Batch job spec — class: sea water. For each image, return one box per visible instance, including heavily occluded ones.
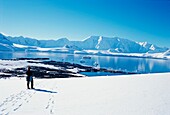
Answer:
[0,52,170,74]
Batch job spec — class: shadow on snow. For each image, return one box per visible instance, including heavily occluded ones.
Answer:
[33,88,57,94]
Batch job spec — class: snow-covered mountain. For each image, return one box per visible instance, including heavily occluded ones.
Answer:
[0,34,37,52]
[162,49,170,56]
[7,36,40,46]
[39,38,70,48]
[0,33,169,53]
[78,36,146,52]
[138,42,168,53]
[0,33,15,51]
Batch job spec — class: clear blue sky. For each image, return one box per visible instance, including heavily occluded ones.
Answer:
[0,0,170,47]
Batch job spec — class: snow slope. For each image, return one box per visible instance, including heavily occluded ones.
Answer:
[7,36,40,47]
[138,42,168,53]
[0,33,14,51]
[0,73,170,115]
[4,33,169,53]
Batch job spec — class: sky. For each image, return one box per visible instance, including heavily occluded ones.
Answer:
[0,0,170,47]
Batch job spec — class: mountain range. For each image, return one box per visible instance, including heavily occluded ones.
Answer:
[0,33,169,53]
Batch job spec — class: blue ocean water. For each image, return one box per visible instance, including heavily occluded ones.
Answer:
[0,52,170,74]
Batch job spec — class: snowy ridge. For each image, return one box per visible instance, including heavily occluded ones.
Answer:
[13,43,29,48]
[0,33,15,51]
[163,49,170,56]
[149,45,155,50]
[0,33,169,55]
[95,36,102,49]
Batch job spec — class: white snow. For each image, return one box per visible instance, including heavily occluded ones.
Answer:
[13,43,29,48]
[95,36,103,49]
[1,33,170,55]
[0,73,170,115]
[149,45,155,50]
[162,49,170,56]
[36,47,57,51]
[0,60,28,70]
[74,50,170,59]
[0,60,61,71]
[138,42,147,47]
[0,43,9,47]
[0,60,86,77]
[0,72,11,75]
[66,67,85,73]
[33,46,170,59]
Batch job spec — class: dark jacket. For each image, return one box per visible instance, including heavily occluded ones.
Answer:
[26,70,32,81]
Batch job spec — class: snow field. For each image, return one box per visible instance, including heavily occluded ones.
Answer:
[0,73,170,115]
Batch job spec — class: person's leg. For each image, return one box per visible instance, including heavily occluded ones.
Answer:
[31,79,34,89]
[27,81,30,89]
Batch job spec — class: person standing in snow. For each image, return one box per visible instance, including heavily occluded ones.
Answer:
[26,66,34,89]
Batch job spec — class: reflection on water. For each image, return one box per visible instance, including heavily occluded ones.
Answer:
[0,52,170,73]
[80,72,123,77]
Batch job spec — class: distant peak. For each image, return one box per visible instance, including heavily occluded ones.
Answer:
[138,42,148,46]
[18,36,24,38]
[83,36,101,41]
[0,33,8,40]
[0,32,5,36]
[89,35,100,38]
[88,35,101,39]
[57,37,69,41]
[0,32,10,36]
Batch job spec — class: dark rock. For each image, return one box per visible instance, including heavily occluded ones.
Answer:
[0,58,138,79]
